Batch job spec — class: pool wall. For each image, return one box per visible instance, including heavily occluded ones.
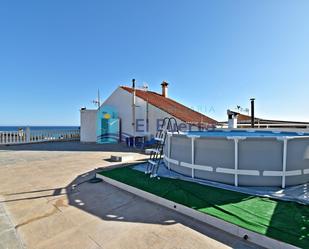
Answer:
[163,131,309,188]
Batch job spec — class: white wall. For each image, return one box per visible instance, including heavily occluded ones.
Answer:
[101,87,134,141]
[94,86,201,142]
[147,104,197,135]
[80,109,97,142]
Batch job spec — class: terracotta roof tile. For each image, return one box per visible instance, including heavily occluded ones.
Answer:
[228,110,309,124]
[121,86,217,125]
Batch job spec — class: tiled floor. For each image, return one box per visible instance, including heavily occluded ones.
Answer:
[0,142,262,249]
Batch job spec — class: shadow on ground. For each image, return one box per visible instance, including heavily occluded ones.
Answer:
[67,168,308,248]
[0,166,260,248]
[0,141,143,153]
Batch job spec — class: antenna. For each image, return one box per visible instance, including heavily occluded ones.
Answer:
[98,89,100,107]
[92,89,101,109]
[141,82,149,91]
[234,105,249,114]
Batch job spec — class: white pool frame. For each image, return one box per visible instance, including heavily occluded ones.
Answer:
[163,131,309,188]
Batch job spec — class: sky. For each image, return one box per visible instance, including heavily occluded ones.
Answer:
[0,0,309,125]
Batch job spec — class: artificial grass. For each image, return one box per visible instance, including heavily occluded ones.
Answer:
[99,167,309,248]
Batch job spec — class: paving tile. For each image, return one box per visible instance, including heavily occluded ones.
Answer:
[0,229,22,249]
[0,204,5,215]
[17,211,74,248]
[0,142,262,249]
[0,215,12,233]
[35,227,101,249]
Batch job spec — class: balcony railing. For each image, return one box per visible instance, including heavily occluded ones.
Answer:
[0,128,80,145]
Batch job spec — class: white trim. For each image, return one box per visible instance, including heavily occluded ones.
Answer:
[146,148,160,154]
[229,137,246,186]
[286,170,302,176]
[180,162,213,172]
[164,158,304,178]
[164,157,179,165]
[186,135,200,138]
[303,169,309,174]
[216,168,235,174]
[263,170,302,177]
[97,174,298,249]
[216,168,260,176]
[282,139,288,188]
[167,134,171,169]
[148,160,157,165]
[276,136,293,141]
[234,139,239,186]
[154,137,164,142]
[191,137,195,178]
[227,136,247,140]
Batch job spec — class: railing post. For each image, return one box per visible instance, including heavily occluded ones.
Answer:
[276,137,291,189]
[167,133,171,169]
[26,127,30,143]
[227,136,246,187]
[234,138,239,187]
[282,138,288,189]
[0,128,79,145]
[191,137,195,178]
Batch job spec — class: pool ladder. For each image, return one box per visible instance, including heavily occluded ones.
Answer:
[145,117,179,178]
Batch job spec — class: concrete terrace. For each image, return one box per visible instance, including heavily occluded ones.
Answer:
[0,141,261,249]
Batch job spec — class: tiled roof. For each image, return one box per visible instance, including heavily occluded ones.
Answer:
[228,110,309,124]
[229,111,257,122]
[121,86,217,125]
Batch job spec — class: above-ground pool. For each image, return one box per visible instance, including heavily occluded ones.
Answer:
[163,130,309,188]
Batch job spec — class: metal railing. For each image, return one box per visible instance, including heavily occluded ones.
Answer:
[218,123,309,129]
[0,128,80,145]
[237,123,309,129]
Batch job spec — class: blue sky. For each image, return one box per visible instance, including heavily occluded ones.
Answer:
[1,0,309,125]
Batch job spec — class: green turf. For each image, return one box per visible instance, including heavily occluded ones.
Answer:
[99,167,309,248]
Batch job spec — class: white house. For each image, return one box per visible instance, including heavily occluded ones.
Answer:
[80,81,217,143]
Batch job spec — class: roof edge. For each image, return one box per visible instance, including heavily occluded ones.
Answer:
[120,86,218,124]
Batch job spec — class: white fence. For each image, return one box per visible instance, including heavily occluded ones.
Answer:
[237,123,309,129]
[0,128,80,145]
[218,123,309,129]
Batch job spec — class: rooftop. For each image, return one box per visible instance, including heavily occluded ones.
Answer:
[121,86,217,125]
[0,141,259,249]
[228,110,309,125]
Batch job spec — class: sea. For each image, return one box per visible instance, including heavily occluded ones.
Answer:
[0,126,80,131]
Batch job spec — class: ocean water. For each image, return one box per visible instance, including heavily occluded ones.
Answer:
[0,126,79,131]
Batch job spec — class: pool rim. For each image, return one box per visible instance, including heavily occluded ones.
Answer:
[164,130,309,188]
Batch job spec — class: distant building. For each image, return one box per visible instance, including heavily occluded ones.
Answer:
[80,82,217,143]
[225,110,309,129]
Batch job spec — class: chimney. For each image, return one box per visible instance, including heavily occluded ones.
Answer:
[132,78,136,89]
[227,109,238,129]
[250,98,255,128]
[161,81,168,97]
